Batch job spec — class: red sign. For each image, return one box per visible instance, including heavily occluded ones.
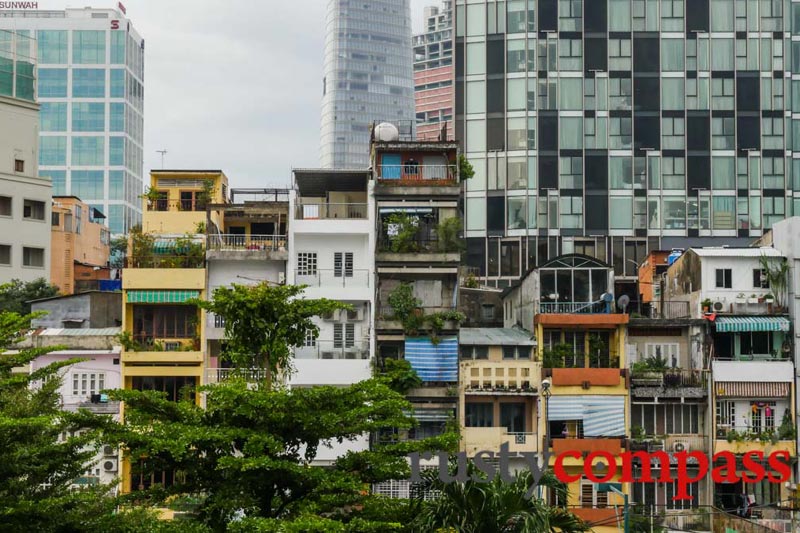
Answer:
[110,19,119,30]
[118,1,126,14]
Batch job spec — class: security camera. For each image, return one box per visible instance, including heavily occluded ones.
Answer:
[542,378,552,391]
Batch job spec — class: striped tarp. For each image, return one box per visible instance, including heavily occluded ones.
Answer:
[715,381,790,398]
[548,395,626,437]
[404,336,458,382]
[126,290,200,304]
[715,316,790,333]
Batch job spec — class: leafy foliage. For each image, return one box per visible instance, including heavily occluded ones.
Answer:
[631,353,670,374]
[436,217,463,253]
[378,357,423,394]
[386,283,465,339]
[110,235,129,269]
[0,278,59,315]
[458,154,475,181]
[760,254,790,308]
[384,213,420,253]
[192,283,349,385]
[542,343,573,368]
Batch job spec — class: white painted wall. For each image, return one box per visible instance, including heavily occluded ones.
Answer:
[699,255,776,304]
[711,360,794,382]
[0,96,51,284]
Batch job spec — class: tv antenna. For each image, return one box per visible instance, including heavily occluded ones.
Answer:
[157,149,168,168]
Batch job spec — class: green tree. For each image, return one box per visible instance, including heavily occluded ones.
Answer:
[412,463,589,533]
[192,283,349,387]
[110,235,129,269]
[0,278,60,315]
[0,311,105,531]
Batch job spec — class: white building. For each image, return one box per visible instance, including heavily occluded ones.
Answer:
[287,169,375,464]
[0,7,145,234]
[0,29,51,283]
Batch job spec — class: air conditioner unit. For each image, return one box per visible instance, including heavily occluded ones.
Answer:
[321,310,338,321]
[103,445,116,456]
[321,351,335,359]
[346,308,361,321]
[103,459,118,472]
[713,300,725,312]
[163,341,181,351]
[672,441,689,453]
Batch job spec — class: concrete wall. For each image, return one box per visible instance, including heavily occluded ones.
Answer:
[502,271,538,330]
[0,95,52,284]
[458,287,503,327]
[51,197,110,294]
[31,292,121,329]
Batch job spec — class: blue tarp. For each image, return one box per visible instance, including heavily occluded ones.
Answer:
[404,336,458,382]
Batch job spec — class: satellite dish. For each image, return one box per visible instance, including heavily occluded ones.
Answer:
[601,292,614,303]
[617,294,631,312]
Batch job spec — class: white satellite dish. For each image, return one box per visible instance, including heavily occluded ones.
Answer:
[617,294,630,312]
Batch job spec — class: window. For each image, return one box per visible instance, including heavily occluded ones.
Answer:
[609,78,632,111]
[559,157,582,189]
[662,118,685,150]
[41,102,67,132]
[712,117,735,150]
[711,78,735,111]
[465,403,494,427]
[38,68,67,97]
[715,268,732,289]
[333,323,355,349]
[750,401,778,433]
[72,30,106,64]
[37,30,67,63]
[304,329,316,347]
[72,68,105,98]
[132,305,198,340]
[559,0,582,31]
[110,30,126,64]
[481,304,495,320]
[14,159,23,173]
[23,199,45,220]
[609,38,632,71]
[716,400,736,428]
[71,137,105,166]
[610,197,633,229]
[110,68,125,98]
[558,39,582,71]
[72,103,105,132]
[763,197,786,229]
[334,252,353,277]
[609,117,632,149]
[763,157,784,189]
[762,117,784,150]
[508,197,526,229]
[559,197,583,229]
[559,117,582,149]
[297,252,317,276]
[663,198,687,229]
[507,39,526,73]
[110,102,125,132]
[712,157,735,190]
[40,137,67,166]
[71,171,104,201]
[663,157,685,190]
[751,268,769,289]
[461,346,489,359]
[72,372,105,397]
[661,0,684,31]
[581,479,608,508]
[0,196,10,217]
[109,137,124,166]
[22,247,44,268]
[662,38,684,71]
[0,245,9,265]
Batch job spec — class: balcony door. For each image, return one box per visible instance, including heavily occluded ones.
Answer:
[500,402,526,433]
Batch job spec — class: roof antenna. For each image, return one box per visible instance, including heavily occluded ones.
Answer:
[156,149,168,169]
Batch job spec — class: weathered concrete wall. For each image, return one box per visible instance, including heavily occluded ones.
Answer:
[713,513,782,533]
[458,287,503,327]
[32,292,121,329]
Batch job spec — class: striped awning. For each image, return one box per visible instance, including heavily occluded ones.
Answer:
[715,381,790,398]
[715,316,790,333]
[126,290,200,304]
[404,336,458,382]
[548,396,626,437]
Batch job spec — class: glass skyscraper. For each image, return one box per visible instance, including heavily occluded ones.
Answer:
[320,0,415,168]
[456,0,800,290]
[0,7,144,235]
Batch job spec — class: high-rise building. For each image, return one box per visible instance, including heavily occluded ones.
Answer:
[320,0,415,168]
[455,1,800,297]
[0,29,52,283]
[0,7,144,235]
[414,1,454,141]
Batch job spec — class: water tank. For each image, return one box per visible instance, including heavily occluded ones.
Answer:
[374,122,400,142]
[667,249,684,266]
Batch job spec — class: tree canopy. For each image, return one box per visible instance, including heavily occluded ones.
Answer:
[0,278,60,315]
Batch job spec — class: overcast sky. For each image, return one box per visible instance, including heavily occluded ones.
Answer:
[41,0,441,189]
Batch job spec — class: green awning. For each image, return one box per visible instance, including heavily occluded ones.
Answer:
[153,239,190,254]
[126,290,200,304]
[715,316,790,333]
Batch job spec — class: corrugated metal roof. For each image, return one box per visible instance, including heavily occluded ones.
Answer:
[459,327,536,346]
[715,316,791,332]
[39,327,120,336]
[691,247,782,257]
[715,381,790,397]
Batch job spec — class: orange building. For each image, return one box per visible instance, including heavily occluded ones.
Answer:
[50,197,111,294]
[638,250,671,304]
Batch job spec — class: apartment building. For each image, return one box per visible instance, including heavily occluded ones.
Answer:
[120,170,227,492]
[287,168,374,464]
[414,1,454,140]
[50,196,111,294]
[0,29,51,284]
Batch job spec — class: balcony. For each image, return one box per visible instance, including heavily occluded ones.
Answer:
[376,305,459,331]
[630,369,708,398]
[463,427,538,455]
[376,164,458,185]
[294,203,367,220]
[125,255,204,269]
[461,360,540,395]
[713,435,796,456]
[123,267,205,290]
[538,301,611,314]
[293,341,370,360]
[206,234,287,261]
[550,367,625,388]
[645,301,691,319]
[146,199,208,212]
[376,235,460,265]
[205,368,269,384]
[296,269,371,301]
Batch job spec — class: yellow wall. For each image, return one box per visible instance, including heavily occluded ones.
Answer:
[143,171,228,234]
[123,268,205,290]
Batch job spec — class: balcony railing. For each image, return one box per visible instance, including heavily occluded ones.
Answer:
[295,269,370,287]
[146,200,208,212]
[377,305,457,320]
[294,203,368,220]
[207,234,286,251]
[205,368,269,384]
[124,255,205,268]
[539,301,611,314]
[630,369,707,388]
[713,352,791,362]
[378,235,461,254]
[376,164,458,183]
[645,300,691,319]
[294,341,370,360]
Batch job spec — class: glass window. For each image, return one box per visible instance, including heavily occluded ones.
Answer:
[508,79,526,111]
[37,30,67,64]
[507,0,526,33]
[560,157,583,189]
[110,68,125,98]
[763,157,784,189]
[662,39,684,71]
[609,78,632,111]
[712,117,735,150]
[39,136,66,166]
[711,38,734,71]
[466,81,486,114]
[465,403,494,427]
[466,197,486,231]
[560,197,583,229]
[661,0,685,31]
[109,136,124,166]
[70,170,104,200]
[559,77,582,110]
[507,39,526,73]
[509,118,527,150]
[711,78,735,110]
[585,117,607,149]
[508,157,527,189]
[559,117,583,149]
[609,0,632,31]
[527,196,538,229]
[72,103,105,132]
[662,117,685,150]
[712,157,735,190]
[40,102,67,132]
[72,31,106,64]
[37,68,67,97]
[111,30,126,64]
[71,137,105,166]
[763,197,785,229]
[662,78,685,110]
[109,170,124,200]
[687,78,710,110]
[72,68,105,98]
[466,43,486,75]
[609,117,632,149]
[110,102,125,132]
[610,156,633,189]
[712,196,736,230]
[610,197,633,229]
[663,157,685,190]
[42,170,66,196]
[558,39,582,71]
[609,39,632,71]
[711,0,735,31]
[508,197,527,229]
[762,117,783,150]
[466,120,486,152]
[559,0,582,31]
[663,198,687,229]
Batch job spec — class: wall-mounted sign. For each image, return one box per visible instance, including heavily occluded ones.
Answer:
[0,1,39,9]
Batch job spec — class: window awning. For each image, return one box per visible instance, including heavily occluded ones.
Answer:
[715,381,790,398]
[714,316,790,333]
[548,396,626,437]
[126,290,199,304]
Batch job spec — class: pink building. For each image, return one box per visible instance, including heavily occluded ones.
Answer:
[414,2,453,141]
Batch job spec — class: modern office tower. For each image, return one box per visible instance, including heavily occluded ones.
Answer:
[320,0,415,168]
[0,7,144,235]
[414,1,454,140]
[455,1,799,296]
[0,29,52,284]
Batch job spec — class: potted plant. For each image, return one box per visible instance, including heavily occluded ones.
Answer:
[630,426,648,451]
[735,292,746,302]
[663,369,682,387]
[702,298,712,313]
[765,293,775,304]
[649,436,665,451]
[748,293,759,304]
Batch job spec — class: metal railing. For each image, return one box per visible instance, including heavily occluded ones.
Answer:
[294,341,370,360]
[377,164,458,182]
[377,234,461,254]
[296,269,370,287]
[714,352,791,362]
[631,368,707,388]
[646,300,691,319]
[539,301,610,314]
[508,432,537,446]
[128,334,197,351]
[146,200,208,212]
[207,234,286,251]
[294,203,368,220]
[558,352,620,369]
[205,368,270,384]
[124,255,205,268]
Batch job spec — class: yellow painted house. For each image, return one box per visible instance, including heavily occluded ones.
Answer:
[120,170,228,493]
